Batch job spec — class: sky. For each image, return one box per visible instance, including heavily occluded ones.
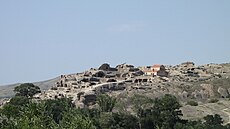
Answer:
[0,0,230,85]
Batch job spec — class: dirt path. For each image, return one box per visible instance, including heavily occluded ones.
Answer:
[82,80,126,92]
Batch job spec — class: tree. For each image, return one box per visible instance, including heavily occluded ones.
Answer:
[0,114,16,129]
[203,114,224,129]
[97,94,116,112]
[78,108,101,128]
[150,94,183,129]
[15,115,58,129]
[204,114,223,125]
[130,94,154,129]
[0,104,22,118]
[174,120,205,129]
[98,112,113,129]
[44,97,74,124]
[59,109,96,129]
[0,99,59,129]
[8,96,29,106]
[111,112,139,129]
[14,83,41,98]
[128,94,184,129]
[137,108,156,129]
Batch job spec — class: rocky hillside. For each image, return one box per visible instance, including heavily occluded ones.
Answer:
[1,62,230,123]
[33,62,230,101]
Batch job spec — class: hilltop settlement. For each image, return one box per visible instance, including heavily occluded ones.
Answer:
[32,62,230,107]
[1,62,230,123]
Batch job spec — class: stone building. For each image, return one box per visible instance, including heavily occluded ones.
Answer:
[143,64,168,77]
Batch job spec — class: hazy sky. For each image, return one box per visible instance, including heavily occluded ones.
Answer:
[0,1,229,85]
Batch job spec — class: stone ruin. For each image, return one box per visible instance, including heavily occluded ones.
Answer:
[35,63,147,107]
[33,62,230,107]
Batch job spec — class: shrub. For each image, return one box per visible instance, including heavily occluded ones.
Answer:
[51,87,58,90]
[186,100,198,106]
[208,99,219,103]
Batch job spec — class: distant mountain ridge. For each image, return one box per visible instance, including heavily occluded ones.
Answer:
[0,77,59,98]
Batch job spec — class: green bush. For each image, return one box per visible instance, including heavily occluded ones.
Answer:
[186,100,198,106]
[1,93,230,129]
[208,99,219,103]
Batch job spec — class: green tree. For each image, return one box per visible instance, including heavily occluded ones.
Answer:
[13,113,58,129]
[0,115,16,129]
[152,94,183,129]
[14,83,41,98]
[44,97,74,124]
[0,104,21,118]
[137,108,155,129]
[0,95,29,119]
[110,112,139,129]
[98,112,113,129]
[97,94,116,112]
[137,94,183,129]
[130,94,154,129]
[8,96,29,106]
[59,109,96,129]
[78,108,101,128]
[1,97,73,127]
[0,100,58,129]
[204,114,223,125]
[203,114,224,129]
[174,120,205,129]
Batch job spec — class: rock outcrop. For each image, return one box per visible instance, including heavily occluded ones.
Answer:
[29,62,230,108]
[218,87,229,98]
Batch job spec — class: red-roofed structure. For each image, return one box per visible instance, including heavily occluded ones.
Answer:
[143,64,168,77]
